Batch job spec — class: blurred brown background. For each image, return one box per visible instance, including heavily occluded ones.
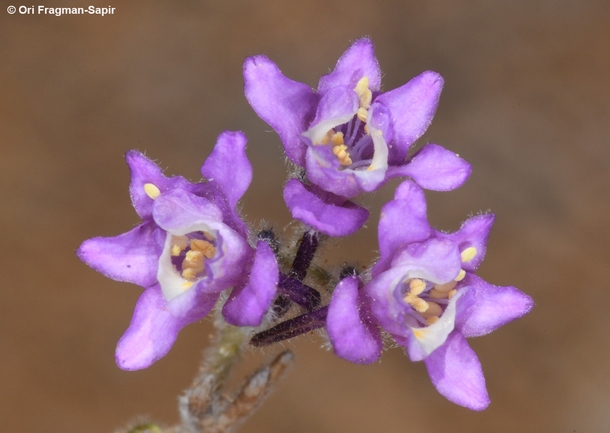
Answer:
[1,0,609,432]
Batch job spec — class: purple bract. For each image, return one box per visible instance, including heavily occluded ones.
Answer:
[77,131,278,370]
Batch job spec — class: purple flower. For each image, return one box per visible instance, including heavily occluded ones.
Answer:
[77,131,278,370]
[244,38,471,236]
[326,181,533,410]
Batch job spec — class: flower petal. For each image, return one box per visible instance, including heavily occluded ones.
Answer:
[375,71,443,164]
[200,131,252,212]
[77,220,164,287]
[126,151,198,220]
[374,181,431,276]
[438,214,494,272]
[456,274,534,338]
[327,276,383,364]
[404,289,467,361]
[283,179,369,237]
[152,189,223,232]
[387,143,472,191]
[222,241,279,327]
[391,238,462,284]
[243,55,317,166]
[115,285,219,370]
[317,38,382,94]
[424,331,490,411]
[303,86,358,145]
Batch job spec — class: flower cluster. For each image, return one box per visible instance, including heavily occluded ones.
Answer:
[78,38,532,410]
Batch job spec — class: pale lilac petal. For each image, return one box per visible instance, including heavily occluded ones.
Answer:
[317,38,382,94]
[304,86,359,145]
[391,238,462,284]
[152,189,223,232]
[386,144,472,191]
[115,285,219,370]
[200,131,252,211]
[283,179,368,237]
[439,214,494,272]
[222,241,279,327]
[424,332,490,411]
[126,151,198,220]
[375,71,444,164]
[327,277,382,364]
[374,181,431,276]
[305,146,361,198]
[77,221,164,287]
[403,289,467,361]
[364,266,410,337]
[456,274,534,338]
[244,55,317,166]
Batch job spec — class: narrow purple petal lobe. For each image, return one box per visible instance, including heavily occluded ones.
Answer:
[375,71,443,163]
[201,131,252,210]
[457,274,534,338]
[387,144,472,191]
[222,241,279,327]
[374,181,431,276]
[424,332,490,411]
[283,179,369,237]
[317,38,382,94]
[327,277,382,364]
[77,221,163,287]
[244,55,317,166]
[116,285,219,370]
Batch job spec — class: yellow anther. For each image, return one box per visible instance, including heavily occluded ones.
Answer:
[357,107,368,122]
[455,269,466,281]
[448,289,457,300]
[333,144,352,166]
[183,250,205,279]
[354,77,372,108]
[434,280,457,293]
[403,279,429,313]
[182,268,198,281]
[190,239,216,259]
[333,144,347,155]
[203,231,215,241]
[421,301,442,318]
[428,288,449,299]
[425,316,440,326]
[144,183,161,200]
[170,235,189,256]
[460,247,477,263]
[330,131,345,146]
[181,281,194,290]
[409,279,426,296]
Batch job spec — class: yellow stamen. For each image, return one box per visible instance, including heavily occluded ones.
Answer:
[144,183,161,200]
[330,131,344,146]
[455,269,466,281]
[182,268,198,281]
[434,280,457,293]
[460,247,477,263]
[428,288,449,299]
[190,239,216,259]
[421,301,442,318]
[409,279,426,296]
[425,316,440,326]
[181,281,194,290]
[403,279,429,313]
[448,289,457,299]
[354,77,372,108]
[357,107,368,122]
[182,250,204,280]
[203,231,215,241]
[170,235,189,256]
[333,144,352,166]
